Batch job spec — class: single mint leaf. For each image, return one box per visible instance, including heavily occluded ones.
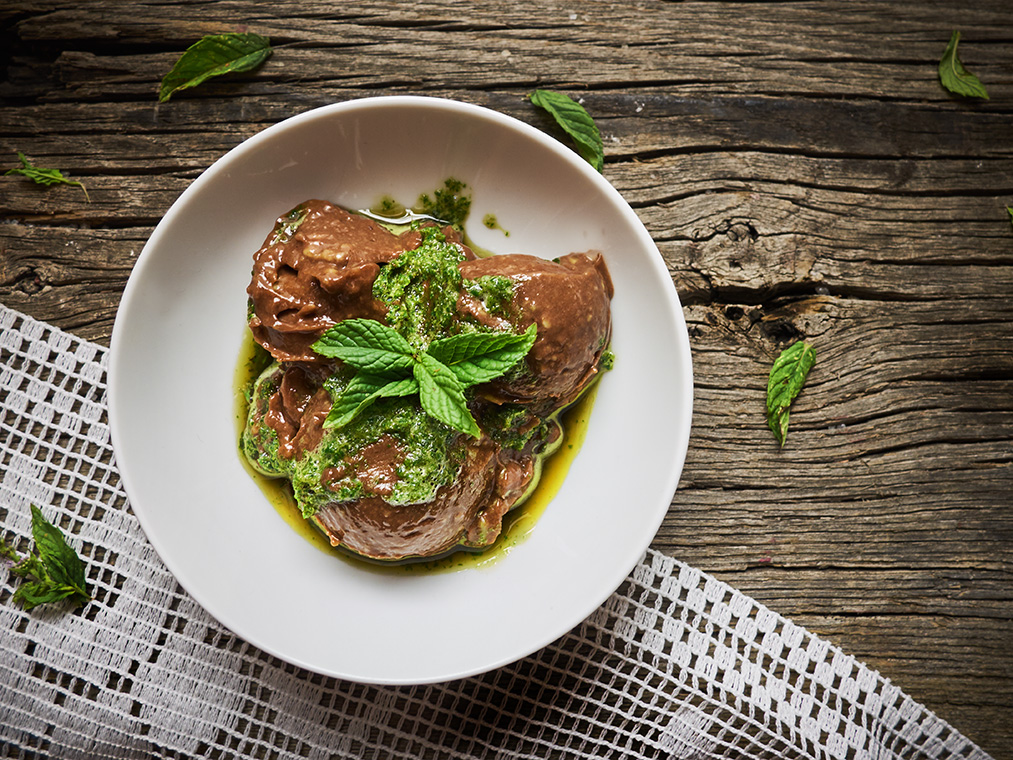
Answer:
[766,341,816,447]
[938,31,989,100]
[29,505,90,605]
[6,152,89,201]
[12,581,63,611]
[30,505,88,598]
[13,581,78,612]
[427,324,537,387]
[1006,206,1013,229]
[325,374,419,429]
[312,319,415,374]
[528,90,604,172]
[414,354,481,438]
[159,32,272,103]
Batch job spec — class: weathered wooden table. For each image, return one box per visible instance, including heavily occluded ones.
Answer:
[2,1,1010,755]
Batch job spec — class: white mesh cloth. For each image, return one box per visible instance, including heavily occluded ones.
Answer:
[0,303,992,760]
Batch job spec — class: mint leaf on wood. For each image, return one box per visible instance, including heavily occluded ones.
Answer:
[5,152,89,201]
[159,32,272,103]
[528,90,604,172]
[766,341,816,447]
[939,31,989,100]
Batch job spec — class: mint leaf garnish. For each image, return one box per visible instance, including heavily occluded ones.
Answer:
[528,90,604,172]
[414,354,481,438]
[312,318,414,374]
[428,323,537,386]
[6,152,89,201]
[159,32,272,103]
[766,341,816,447]
[324,374,419,430]
[1,505,91,612]
[938,31,989,100]
[314,317,536,437]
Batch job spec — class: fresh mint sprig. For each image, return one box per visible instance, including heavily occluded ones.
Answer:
[1,505,91,612]
[766,341,816,447]
[6,152,89,201]
[312,318,537,437]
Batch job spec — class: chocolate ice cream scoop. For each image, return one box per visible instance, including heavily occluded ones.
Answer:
[247,200,403,363]
[459,252,613,410]
[247,201,473,363]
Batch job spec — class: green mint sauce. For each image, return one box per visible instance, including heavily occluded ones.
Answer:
[372,225,465,351]
[417,177,471,228]
[242,362,461,518]
[234,328,601,575]
[483,213,510,237]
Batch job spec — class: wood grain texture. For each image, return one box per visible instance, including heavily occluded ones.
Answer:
[2,1,1011,756]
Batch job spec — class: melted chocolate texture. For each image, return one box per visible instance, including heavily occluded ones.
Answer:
[459,252,613,411]
[247,201,478,364]
[249,200,404,363]
[313,437,499,560]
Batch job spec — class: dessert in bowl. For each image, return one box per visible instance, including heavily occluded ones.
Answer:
[109,96,693,684]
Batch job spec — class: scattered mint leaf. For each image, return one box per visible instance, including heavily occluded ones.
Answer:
[414,354,481,438]
[324,374,419,430]
[311,318,414,374]
[159,32,272,103]
[527,89,604,172]
[5,152,89,201]
[31,505,89,594]
[938,31,989,100]
[428,323,537,386]
[1,505,91,612]
[1006,206,1013,230]
[766,341,816,447]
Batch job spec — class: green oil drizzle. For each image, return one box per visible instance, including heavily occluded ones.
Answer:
[483,213,510,237]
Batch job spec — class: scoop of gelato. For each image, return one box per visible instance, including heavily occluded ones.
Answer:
[459,252,613,410]
[247,200,472,363]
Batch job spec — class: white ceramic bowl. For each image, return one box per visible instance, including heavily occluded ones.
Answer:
[109,96,693,684]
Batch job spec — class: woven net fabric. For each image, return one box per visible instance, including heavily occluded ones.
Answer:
[0,303,991,760]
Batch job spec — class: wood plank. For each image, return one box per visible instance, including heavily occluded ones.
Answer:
[5,1,1011,101]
